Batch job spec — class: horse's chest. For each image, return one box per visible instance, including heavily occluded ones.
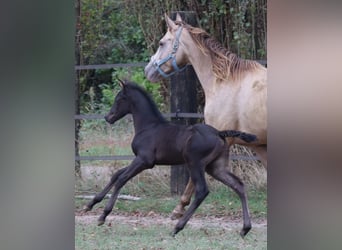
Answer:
[204,96,238,130]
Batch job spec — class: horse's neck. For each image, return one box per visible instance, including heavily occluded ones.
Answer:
[186,44,218,95]
[185,42,241,130]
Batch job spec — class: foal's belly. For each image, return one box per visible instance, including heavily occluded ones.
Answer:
[154,148,185,165]
[152,125,191,165]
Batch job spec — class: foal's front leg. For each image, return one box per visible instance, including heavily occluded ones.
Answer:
[97,157,152,225]
[83,167,128,212]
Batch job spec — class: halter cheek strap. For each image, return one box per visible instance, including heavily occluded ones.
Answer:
[153,26,188,78]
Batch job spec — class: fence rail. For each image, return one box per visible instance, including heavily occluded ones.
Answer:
[74,60,266,71]
[75,155,260,161]
[75,112,204,120]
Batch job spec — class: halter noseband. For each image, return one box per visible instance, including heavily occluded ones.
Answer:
[152,26,188,78]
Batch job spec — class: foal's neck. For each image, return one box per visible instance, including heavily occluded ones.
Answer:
[130,95,166,134]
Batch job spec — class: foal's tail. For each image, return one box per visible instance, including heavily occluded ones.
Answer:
[219,130,257,143]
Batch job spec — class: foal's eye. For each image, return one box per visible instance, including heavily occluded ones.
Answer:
[159,41,164,47]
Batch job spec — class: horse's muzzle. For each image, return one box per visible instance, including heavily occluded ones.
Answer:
[144,61,163,83]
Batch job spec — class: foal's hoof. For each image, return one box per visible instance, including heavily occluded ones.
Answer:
[97,219,105,226]
[170,231,176,238]
[83,205,91,212]
[239,226,252,238]
[171,228,179,238]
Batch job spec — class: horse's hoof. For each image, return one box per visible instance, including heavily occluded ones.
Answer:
[170,213,181,220]
[170,210,184,220]
[239,226,252,238]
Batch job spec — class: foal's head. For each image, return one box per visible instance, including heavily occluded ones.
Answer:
[104,80,132,124]
[105,79,166,125]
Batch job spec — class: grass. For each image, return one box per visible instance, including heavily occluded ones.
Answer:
[75,221,267,250]
[75,186,267,249]
[75,186,266,219]
[76,187,267,250]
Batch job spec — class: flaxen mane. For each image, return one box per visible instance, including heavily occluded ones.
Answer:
[175,21,262,81]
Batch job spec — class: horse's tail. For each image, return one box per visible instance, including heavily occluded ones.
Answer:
[218,130,257,143]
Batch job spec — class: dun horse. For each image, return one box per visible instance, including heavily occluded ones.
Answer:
[145,13,267,219]
[83,79,258,237]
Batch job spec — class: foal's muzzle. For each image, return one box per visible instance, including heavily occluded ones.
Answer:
[104,113,115,124]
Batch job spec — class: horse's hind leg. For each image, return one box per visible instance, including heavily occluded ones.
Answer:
[206,160,252,238]
[173,161,209,236]
[171,179,195,220]
[249,144,267,168]
[83,166,128,212]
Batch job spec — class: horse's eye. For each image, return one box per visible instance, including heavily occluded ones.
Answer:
[159,41,164,47]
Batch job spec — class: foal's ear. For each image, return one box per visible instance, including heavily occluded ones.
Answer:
[117,78,126,89]
[164,13,177,31]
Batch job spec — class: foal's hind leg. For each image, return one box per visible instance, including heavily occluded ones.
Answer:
[83,167,128,212]
[206,160,252,238]
[171,145,233,220]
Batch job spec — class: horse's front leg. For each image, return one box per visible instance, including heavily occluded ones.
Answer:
[83,167,128,212]
[97,157,152,225]
[171,179,195,220]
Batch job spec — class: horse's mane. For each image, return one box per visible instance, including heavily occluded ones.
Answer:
[125,81,167,122]
[176,21,263,81]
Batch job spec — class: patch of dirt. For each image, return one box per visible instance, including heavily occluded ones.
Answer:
[75,211,267,230]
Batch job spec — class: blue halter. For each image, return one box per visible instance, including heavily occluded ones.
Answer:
[152,26,188,78]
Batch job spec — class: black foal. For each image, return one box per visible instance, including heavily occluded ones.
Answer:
[83,79,258,237]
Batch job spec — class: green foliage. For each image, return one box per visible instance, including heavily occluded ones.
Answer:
[78,0,152,114]
[77,0,267,114]
[80,0,148,64]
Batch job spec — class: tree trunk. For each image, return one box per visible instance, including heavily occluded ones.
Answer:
[170,11,199,195]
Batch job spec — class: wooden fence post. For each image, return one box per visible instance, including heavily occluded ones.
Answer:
[75,0,82,179]
[170,11,199,195]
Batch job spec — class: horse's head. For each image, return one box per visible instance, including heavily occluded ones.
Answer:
[145,13,189,82]
[105,79,131,124]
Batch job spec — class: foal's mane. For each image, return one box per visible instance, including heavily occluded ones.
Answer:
[175,21,262,82]
[125,81,167,122]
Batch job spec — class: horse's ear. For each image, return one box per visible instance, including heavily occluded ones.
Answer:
[164,13,177,31]
[176,12,182,22]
